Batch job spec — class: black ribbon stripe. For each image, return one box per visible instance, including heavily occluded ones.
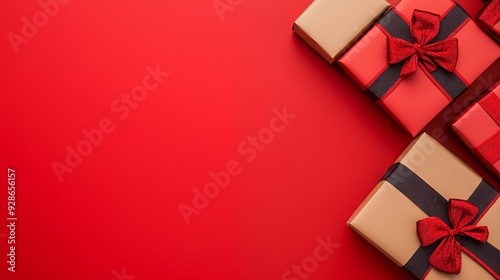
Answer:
[429,67,467,99]
[404,244,440,279]
[381,163,500,278]
[378,10,412,42]
[368,5,468,101]
[382,163,449,224]
[429,5,469,43]
[468,180,499,224]
[368,62,405,100]
[463,240,500,276]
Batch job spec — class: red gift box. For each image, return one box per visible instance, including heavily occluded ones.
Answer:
[451,82,500,179]
[477,0,500,43]
[338,0,500,136]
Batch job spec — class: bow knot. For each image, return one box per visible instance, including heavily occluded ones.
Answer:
[417,199,489,274]
[414,44,425,56]
[387,10,459,77]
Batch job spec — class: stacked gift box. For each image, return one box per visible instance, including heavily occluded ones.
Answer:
[451,82,500,179]
[293,0,500,278]
[348,133,499,279]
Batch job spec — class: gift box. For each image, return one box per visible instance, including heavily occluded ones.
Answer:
[348,133,500,279]
[293,0,390,63]
[338,0,500,136]
[451,82,500,179]
[477,0,500,43]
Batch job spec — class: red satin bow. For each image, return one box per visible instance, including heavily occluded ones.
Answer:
[417,199,489,274]
[387,10,459,77]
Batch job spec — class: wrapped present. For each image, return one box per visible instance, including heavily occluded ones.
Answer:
[348,133,500,279]
[338,0,500,136]
[451,82,500,179]
[477,0,500,43]
[293,0,390,63]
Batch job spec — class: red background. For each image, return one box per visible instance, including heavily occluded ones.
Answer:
[0,0,498,279]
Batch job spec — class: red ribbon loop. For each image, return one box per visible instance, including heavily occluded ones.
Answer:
[387,10,459,77]
[417,199,489,274]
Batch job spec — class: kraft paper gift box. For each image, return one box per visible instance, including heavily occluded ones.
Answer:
[348,133,500,279]
[477,0,500,43]
[338,0,500,136]
[451,82,500,179]
[293,0,390,63]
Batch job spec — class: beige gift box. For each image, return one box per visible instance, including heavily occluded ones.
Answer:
[348,133,500,279]
[293,0,390,63]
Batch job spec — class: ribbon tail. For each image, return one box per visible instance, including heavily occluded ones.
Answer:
[400,54,418,77]
[429,237,463,274]
[420,55,437,72]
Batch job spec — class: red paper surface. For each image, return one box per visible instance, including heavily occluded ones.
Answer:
[0,0,498,280]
